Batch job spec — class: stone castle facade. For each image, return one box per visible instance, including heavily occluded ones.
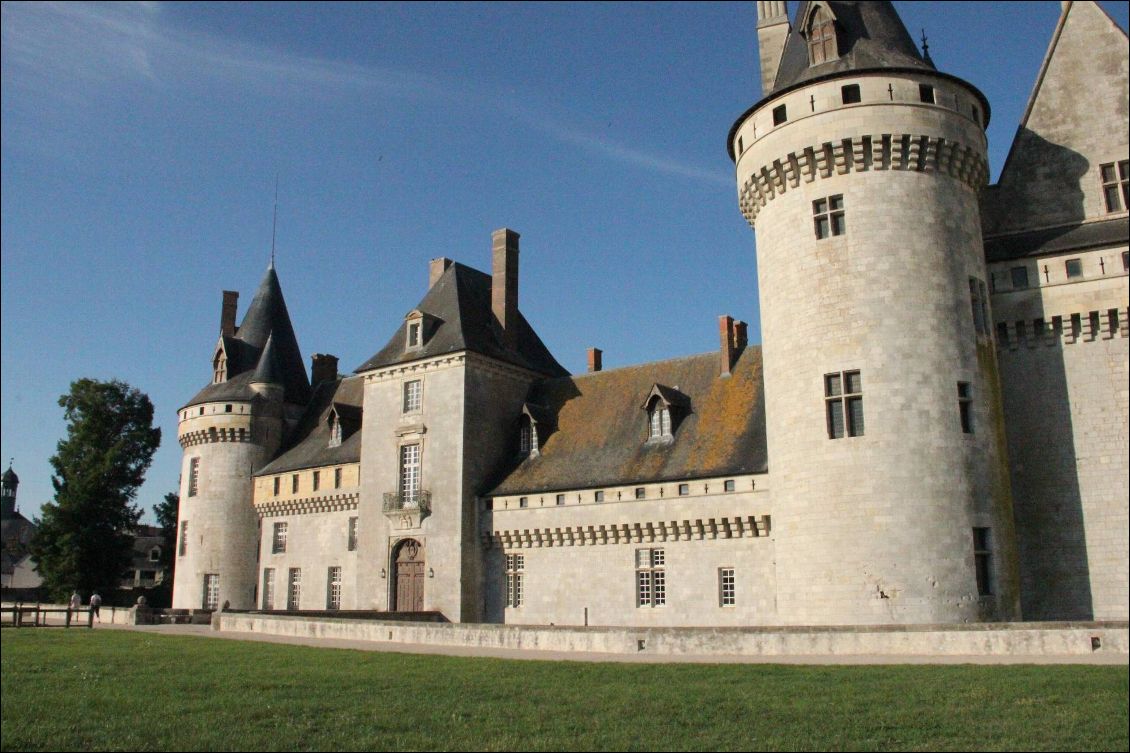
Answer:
[173,1,1128,626]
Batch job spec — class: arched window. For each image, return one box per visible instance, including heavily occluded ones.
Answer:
[807,6,838,65]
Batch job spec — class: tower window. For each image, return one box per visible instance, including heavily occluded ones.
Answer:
[841,84,861,104]
[635,487,646,500]
[919,84,935,104]
[347,516,358,551]
[556,494,565,506]
[813,195,845,239]
[1100,161,1129,212]
[1065,259,1083,279]
[287,568,302,611]
[973,527,993,596]
[262,568,275,610]
[825,371,864,439]
[202,574,220,610]
[807,6,837,65]
[969,278,989,336]
[188,458,200,497]
[179,521,189,557]
[958,382,973,434]
[772,104,787,126]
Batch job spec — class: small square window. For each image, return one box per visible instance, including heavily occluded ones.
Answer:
[1065,259,1083,279]
[519,496,528,508]
[555,494,565,506]
[813,195,846,239]
[841,84,861,104]
[678,483,689,496]
[919,84,935,104]
[225,404,232,413]
[635,487,646,500]
[1010,267,1029,289]
[772,104,787,125]
[724,479,736,492]
[594,490,605,503]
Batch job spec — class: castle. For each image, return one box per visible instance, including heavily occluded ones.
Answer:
[172,1,1128,626]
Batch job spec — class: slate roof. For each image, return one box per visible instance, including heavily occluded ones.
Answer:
[487,347,767,497]
[772,1,932,94]
[256,375,365,476]
[185,264,311,407]
[355,262,567,378]
[984,217,1130,263]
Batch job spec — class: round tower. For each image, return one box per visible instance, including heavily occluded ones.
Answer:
[731,1,1019,624]
[173,265,310,610]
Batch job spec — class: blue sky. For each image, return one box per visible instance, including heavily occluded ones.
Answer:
[3,1,1127,523]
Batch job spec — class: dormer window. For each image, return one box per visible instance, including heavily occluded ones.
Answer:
[149,546,161,563]
[806,5,838,65]
[642,384,689,443]
[517,403,553,458]
[404,309,436,351]
[326,402,361,449]
[407,321,421,348]
[328,414,343,448]
[519,417,539,457]
[212,350,227,384]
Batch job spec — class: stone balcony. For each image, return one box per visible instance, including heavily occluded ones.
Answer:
[382,490,431,529]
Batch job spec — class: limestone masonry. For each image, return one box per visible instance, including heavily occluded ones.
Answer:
[173,1,1129,627]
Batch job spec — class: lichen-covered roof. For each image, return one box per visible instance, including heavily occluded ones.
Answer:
[487,347,766,496]
[772,1,932,95]
[984,217,1129,263]
[256,375,365,476]
[354,262,567,378]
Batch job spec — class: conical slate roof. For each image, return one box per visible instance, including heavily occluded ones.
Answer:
[185,263,311,407]
[1,465,17,488]
[771,1,933,95]
[251,333,283,385]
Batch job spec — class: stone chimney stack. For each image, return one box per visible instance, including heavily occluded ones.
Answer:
[491,228,520,350]
[221,291,239,337]
[734,320,749,351]
[429,257,453,289]
[719,315,736,377]
[311,353,339,385]
[587,347,603,373]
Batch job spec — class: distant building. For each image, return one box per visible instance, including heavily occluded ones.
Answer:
[172,2,1127,625]
[1,463,42,594]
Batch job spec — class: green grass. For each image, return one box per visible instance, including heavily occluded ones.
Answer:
[2,630,1126,751]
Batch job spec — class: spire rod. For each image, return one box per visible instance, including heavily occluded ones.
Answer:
[920,28,933,64]
[270,175,278,269]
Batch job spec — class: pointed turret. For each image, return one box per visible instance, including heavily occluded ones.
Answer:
[769,1,933,96]
[233,265,310,404]
[1,463,18,518]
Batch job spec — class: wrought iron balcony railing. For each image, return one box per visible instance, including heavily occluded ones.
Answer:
[383,490,431,515]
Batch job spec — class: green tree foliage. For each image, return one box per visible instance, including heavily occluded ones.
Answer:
[30,379,161,600]
[154,491,179,582]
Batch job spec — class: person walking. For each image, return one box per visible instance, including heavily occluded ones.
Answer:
[68,591,81,611]
[89,592,102,622]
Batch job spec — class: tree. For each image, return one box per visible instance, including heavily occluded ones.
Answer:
[153,490,179,601]
[30,379,161,601]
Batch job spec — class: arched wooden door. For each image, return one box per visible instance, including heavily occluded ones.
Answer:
[393,539,425,612]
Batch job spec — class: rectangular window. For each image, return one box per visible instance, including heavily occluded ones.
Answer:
[519,496,529,508]
[635,487,646,500]
[272,522,288,554]
[407,322,421,347]
[505,553,525,608]
[1122,250,1128,271]
[678,483,689,496]
[841,84,861,104]
[287,568,302,611]
[772,104,787,125]
[958,382,973,434]
[262,568,275,610]
[973,527,992,596]
[1010,266,1029,290]
[1100,160,1129,212]
[1065,258,1083,279]
[347,517,358,552]
[179,521,189,557]
[403,380,422,413]
[273,477,280,496]
[188,458,200,497]
[291,474,299,494]
[555,494,565,506]
[327,566,342,610]
[825,371,864,438]
[969,277,990,336]
[334,467,342,489]
[312,470,320,492]
[719,568,736,607]
[594,490,604,503]
[202,574,220,610]
[723,479,736,492]
[636,548,666,607]
[813,195,845,239]
[919,84,935,103]
[400,444,421,506]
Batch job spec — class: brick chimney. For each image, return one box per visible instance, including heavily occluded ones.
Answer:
[734,320,749,351]
[429,257,452,289]
[492,228,520,350]
[719,315,735,377]
[587,347,603,373]
[311,353,339,385]
[221,291,239,337]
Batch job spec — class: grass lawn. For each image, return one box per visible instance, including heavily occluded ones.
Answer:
[1,629,1126,751]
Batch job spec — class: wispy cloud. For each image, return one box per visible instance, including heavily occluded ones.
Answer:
[1,2,727,186]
